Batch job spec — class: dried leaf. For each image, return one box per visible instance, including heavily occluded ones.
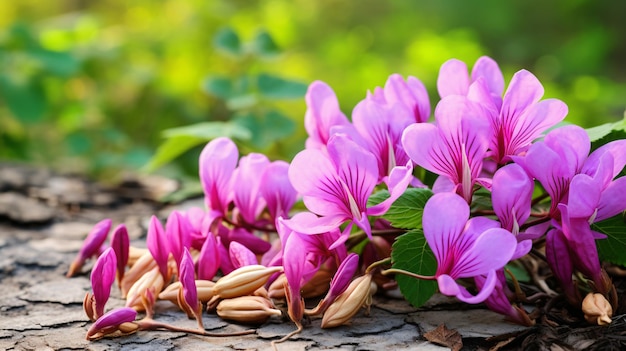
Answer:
[423,324,463,351]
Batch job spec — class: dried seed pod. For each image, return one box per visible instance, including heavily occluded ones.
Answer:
[217,296,282,324]
[213,265,283,299]
[120,251,158,297]
[582,292,612,326]
[125,267,164,312]
[321,274,374,328]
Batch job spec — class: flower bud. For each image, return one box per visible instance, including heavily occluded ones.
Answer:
[582,293,612,326]
[321,274,374,328]
[67,219,112,277]
[213,265,283,299]
[216,296,282,324]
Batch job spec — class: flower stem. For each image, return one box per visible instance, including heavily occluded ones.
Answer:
[137,318,255,337]
[365,257,391,274]
[380,268,436,280]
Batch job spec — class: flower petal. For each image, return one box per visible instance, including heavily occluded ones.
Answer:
[501,70,543,121]
[471,56,504,100]
[260,161,297,221]
[233,153,270,224]
[437,59,470,98]
[492,164,533,233]
[197,233,220,281]
[423,193,469,265]
[597,176,626,221]
[199,137,238,214]
[452,228,517,278]
[304,81,350,149]
[229,241,258,268]
[147,215,169,281]
[384,74,430,123]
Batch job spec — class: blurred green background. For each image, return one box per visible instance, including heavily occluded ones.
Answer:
[1,0,625,181]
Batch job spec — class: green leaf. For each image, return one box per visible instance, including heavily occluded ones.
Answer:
[257,73,308,99]
[594,212,626,266]
[391,229,438,308]
[0,76,46,123]
[213,27,241,56]
[251,30,280,56]
[367,188,433,229]
[143,135,206,172]
[201,76,233,99]
[233,110,295,149]
[587,116,626,151]
[162,121,252,141]
[28,49,80,77]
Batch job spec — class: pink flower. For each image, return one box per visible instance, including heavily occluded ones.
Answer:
[90,247,117,319]
[423,193,517,303]
[402,95,490,202]
[147,215,169,281]
[304,81,352,150]
[286,134,412,239]
[110,224,129,286]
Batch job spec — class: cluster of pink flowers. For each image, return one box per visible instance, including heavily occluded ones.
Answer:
[68,56,626,341]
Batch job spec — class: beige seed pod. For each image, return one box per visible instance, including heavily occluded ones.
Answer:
[321,274,374,328]
[213,265,283,299]
[159,280,216,307]
[582,292,613,326]
[127,246,149,267]
[121,251,158,297]
[125,266,164,312]
[217,296,282,324]
[267,274,288,299]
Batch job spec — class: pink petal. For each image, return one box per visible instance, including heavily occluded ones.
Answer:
[281,211,347,235]
[454,269,498,304]
[471,56,504,99]
[260,161,297,221]
[197,233,220,281]
[423,193,469,265]
[507,99,568,155]
[544,125,590,174]
[597,176,626,221]
[501,70,544,122]
[437,59,470,98]
[452,228,517,278]
[91,247,117,317]
[233,153,270,224]
[304,81,350,149]
[384,74,431,123]
[199,137,238,214]
[492,164,533,233]
[179,248,198,313]
[147,215,169,281]
[110,224,129,283]
[584,139,626,180]
[166,211,192,267]
[229,241,258,268]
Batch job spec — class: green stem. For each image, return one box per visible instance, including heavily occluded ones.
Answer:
[380,268,436,281]
[365,257,391,274]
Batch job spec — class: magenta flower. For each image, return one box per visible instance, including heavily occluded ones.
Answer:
[287,134,413,239]
[437,56,504,106]
[372,73,430,123]
[304,81,353,150]
[110,224,129,286]
[197,232,220,281]
[147,215,169,281]
[199,137,238,215]
[90,247,117,319]
[232,153,270,225]
[86,307,137,341]
[423,193,517,303]
[438,56,567,164]
[229,241,258,268]
[352,95,415,182]
[402,95,490,202]
[67,218,112,277]
[165,210,192,268]
[259,161,297,221]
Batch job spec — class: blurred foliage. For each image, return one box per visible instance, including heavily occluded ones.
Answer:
[0,0,625,179]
